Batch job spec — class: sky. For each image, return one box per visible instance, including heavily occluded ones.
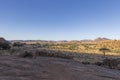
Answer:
[0,0,120,40]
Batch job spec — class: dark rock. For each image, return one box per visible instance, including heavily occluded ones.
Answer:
[82,61,90,65]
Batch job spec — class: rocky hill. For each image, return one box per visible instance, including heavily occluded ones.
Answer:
[94,37,111,42]
[0,37,10,44]
[0,37,7,43]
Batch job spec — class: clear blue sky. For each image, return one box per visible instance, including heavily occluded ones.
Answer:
[0,0,120,40]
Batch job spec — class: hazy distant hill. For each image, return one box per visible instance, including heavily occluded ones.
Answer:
[10,37,111,43]
[80,39,93,43]
[79,37,111,43]
[94,37,111,42]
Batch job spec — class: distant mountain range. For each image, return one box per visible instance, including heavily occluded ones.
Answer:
[8,37,111,43]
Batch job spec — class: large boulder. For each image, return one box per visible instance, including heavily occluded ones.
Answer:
[0,37,6,43]
[0,37,11,50]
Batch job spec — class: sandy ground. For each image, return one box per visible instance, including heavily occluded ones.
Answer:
[0,55,120,80]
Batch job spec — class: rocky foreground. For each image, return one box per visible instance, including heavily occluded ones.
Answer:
[0,55,120,80]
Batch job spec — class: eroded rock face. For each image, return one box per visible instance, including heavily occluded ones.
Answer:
[0,37,6,43]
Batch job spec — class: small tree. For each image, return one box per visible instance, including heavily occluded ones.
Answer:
[99,48,110,57]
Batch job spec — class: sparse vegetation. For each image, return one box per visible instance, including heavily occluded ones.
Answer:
[0,37,120,71]
[21,40,120,56]
[18,49,74,59]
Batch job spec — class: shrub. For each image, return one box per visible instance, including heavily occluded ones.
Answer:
[13,42,25,47]
[19,51,33,58]
[95,58,120,70]
[102,58,119,69]
[0,42,11,50]
[18,49,74,59]
[35,49,74,59]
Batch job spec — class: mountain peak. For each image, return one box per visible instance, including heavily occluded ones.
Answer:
[94,37,111,41]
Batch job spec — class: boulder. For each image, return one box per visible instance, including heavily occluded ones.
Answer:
[0,37,11,50]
